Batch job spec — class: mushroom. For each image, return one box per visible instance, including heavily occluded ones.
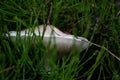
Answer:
[5,25,90,69]
[5,25,90,54]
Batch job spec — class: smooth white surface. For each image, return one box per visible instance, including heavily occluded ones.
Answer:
[6,25,90,53]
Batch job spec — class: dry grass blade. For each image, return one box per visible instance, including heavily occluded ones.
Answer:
[85,40,120,62]
[0,66,15,74]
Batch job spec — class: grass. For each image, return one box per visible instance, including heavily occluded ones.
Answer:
[0,0,120,80]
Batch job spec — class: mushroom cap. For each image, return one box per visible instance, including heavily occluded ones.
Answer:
[5,25,90,53]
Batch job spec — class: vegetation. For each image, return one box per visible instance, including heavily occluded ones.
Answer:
[0,0,120,80]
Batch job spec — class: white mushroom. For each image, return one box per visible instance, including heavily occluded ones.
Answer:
[5,25,90,54]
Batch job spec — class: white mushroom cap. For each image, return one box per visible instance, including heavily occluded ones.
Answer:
[5,25,90,53]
